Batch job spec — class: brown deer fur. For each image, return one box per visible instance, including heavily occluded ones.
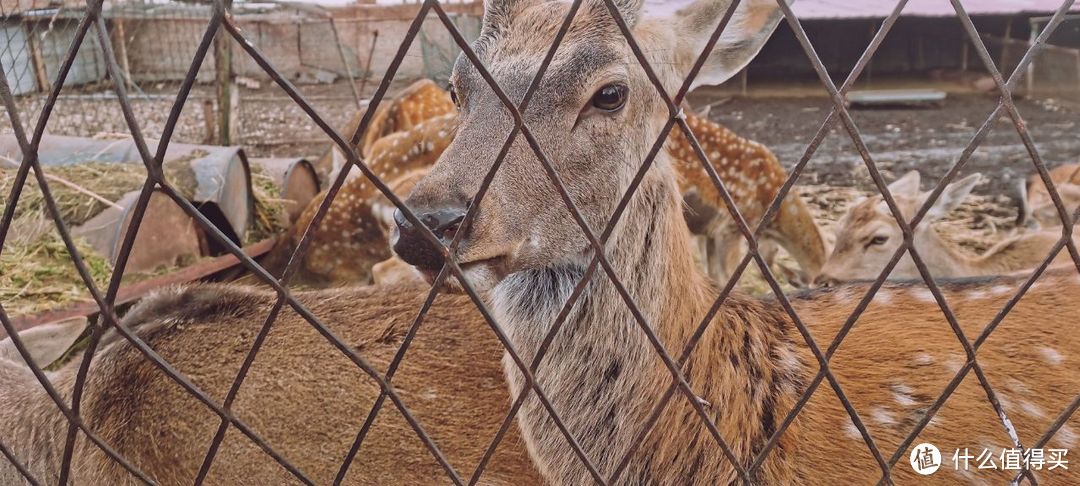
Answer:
[312,78,456,179]
[0,285,541,485]
[261,113,459,285]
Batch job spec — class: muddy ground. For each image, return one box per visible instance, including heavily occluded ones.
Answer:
[696,93,1080,197]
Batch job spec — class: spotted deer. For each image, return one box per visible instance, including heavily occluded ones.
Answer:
[1023,163,1080,229]
[669,112,826,284]
[7,1,1078,485]
[313,78,456,180]
[817,170,1077,284]
[260,113,458,285]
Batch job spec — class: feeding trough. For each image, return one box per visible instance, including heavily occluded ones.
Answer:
[249,157,321,225]
[0,134,254,250]
[72,189,204,274]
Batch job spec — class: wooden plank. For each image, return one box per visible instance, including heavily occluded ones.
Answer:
[847,89,947,108]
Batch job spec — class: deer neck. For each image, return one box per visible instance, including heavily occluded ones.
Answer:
[914,227,994,277]
[492,162,804,484]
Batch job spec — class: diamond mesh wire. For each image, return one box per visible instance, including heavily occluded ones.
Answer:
[0,0,1079,484]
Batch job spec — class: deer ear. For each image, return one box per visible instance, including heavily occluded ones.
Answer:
[0,317,88,369]
[926,173,981,222]
[887,170,922,198]
[674,0,788,89]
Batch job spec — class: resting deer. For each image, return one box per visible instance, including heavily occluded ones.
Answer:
[313,78,456,180]
[671,111,825,284]
[0,286,544,485]
[7,1,1079,485]
[817,170,1076,284]
[260,113,459,285]
[1023,163,1080,229]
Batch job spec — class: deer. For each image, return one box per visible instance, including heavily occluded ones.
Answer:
[1022,163,1080,229]
[281,88,825,288]
[260,113,459,285]
[817,170,1077,284]
[0,285,545,485]
[6,1,1078,485]
[313,78,456,180]
[670,110,825,285]
[387,0,1080,483]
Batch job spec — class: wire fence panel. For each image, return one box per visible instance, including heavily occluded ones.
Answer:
[2,0,1080,485]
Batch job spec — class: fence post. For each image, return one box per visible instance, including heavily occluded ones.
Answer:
[215,0,236,146]
[329,17,362,109]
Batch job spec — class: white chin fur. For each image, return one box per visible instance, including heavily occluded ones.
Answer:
[456,262,501,292]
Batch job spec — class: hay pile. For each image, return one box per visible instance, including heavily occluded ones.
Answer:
[0,162,147,227]
[0,160,292,318]
[248,165,291,243]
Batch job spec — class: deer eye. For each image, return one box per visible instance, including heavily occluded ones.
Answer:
[867,235,889,247]
[448,85,459,108]
[591,83,628,112]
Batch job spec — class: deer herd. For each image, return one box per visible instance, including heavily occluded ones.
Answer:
[3,0,1080,484]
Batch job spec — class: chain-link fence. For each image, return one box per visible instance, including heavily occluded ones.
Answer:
[2,0,1080,484]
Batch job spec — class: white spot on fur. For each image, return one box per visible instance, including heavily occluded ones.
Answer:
[1040,347,1064,366]
[964,289,990,300]
[1019,400,1047,419]
[990,285,1013,296]
[874,290,893,305]
[942,356,963,375]
[870,407,897,426]
[914,353,934,366]
[843,420,861,440]
[892,384,917,407]
[911,287,936,303]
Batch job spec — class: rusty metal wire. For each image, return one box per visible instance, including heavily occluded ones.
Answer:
[1,0,1080,484]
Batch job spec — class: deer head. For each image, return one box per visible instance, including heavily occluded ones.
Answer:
[816,171,983,284]
[392,0,786,291]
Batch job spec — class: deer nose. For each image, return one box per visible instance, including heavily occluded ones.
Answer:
[392,206,467,270]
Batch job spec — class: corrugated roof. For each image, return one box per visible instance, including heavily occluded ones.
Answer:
[644,0,1079,20]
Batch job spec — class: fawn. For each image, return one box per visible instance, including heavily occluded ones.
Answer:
[818,170,1076,284]
[313,78,456,180]
[5,1,1078,485]
[260,113,458,285]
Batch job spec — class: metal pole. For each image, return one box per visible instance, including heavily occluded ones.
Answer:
[1027,18,1039,96]
[358,29,378,98]
[329,17,362,109]
[999,17,1013,74]
[214,0,235,145]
